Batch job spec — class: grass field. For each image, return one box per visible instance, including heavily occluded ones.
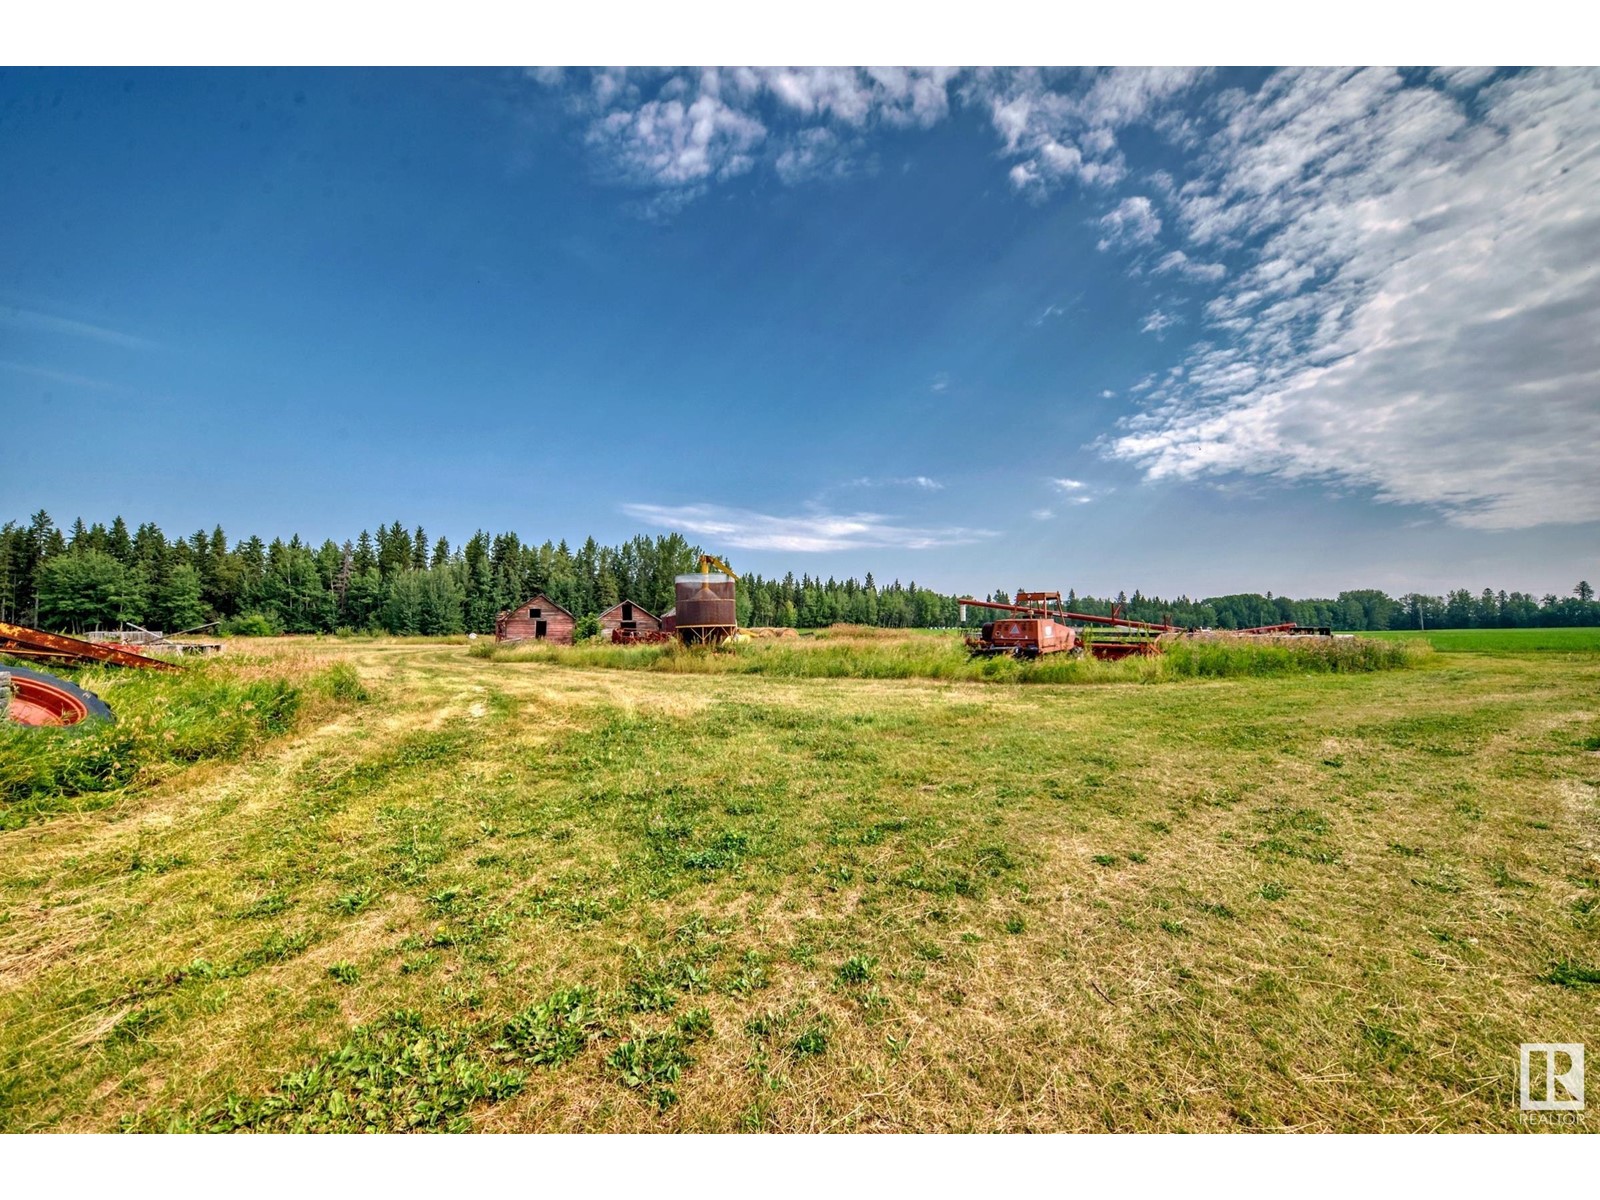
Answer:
[473,626,1421,681]
[1,631,1596,1131]
[1368,627,1600,654]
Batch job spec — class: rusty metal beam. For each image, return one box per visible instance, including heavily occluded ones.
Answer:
[957,597,1181,633]
[0,621,183,672]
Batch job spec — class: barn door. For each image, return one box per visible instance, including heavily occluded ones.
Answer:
[536,620,548,639]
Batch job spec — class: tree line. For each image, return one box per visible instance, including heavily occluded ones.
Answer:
[1043,584,1599,631]
[0,511,1594,636]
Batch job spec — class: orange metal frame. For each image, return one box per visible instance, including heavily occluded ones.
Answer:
[0,621,183,672]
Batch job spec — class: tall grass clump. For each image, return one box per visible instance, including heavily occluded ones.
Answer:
[1163,635,1424,677]
[0,655,369,825]
[472,630,1423,683]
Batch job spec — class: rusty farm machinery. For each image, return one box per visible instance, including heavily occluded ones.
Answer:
[957,591,1333,661]
[0,620,181,728]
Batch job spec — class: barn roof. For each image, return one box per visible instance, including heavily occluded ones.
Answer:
[598,598,658,622]
[499,592,575,620]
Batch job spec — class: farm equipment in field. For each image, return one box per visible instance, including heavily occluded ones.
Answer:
[966,614,1083,659]
[0,620,179,727]
[611,628,674,645]
[1,664,114,727]
[1236,622,1335,636]
[675,554,740,646]
[0,620,183,672]
[958,593,1180,661]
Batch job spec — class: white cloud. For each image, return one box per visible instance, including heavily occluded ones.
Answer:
[620,502,992,552]
[1050,478,1086,492]
[536,67,1209,210]
[1153,250,1227,282]
[1008,161,1040,192]
[0,305,153,350]
[774,127,852,185]
[1103,67,1600,530]
[543,67,1599,533]
[1140,309,1180,335]
[587,87,766,189]
[1031,508,1054,520]
[1097,195,1161,250]
[537,67,963,206]
[841,476,944,491]
[1433,66,1498,91]
[968,67,1209,194]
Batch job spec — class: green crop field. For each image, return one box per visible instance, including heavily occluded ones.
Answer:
[2,632,1596,1132]
[1367,627,1600,654]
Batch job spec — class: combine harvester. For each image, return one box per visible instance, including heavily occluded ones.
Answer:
[0,620,180,728]
[957,591,1332,661]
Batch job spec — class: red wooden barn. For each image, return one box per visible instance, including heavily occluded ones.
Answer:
[598,599,661,639]
[495,593,576,645]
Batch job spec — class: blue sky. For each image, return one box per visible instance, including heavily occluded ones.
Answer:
[3,66,1596,597]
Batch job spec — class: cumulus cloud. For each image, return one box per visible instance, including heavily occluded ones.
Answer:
[1140,309,1180,336]
[972,66,1210,193]
[620,502,993,552]
[541,67,1599,532]
[534,67,1209,209]
[587,84,766,189]
[1103,67,1600,530]
[1096,196,1162,250]
[535,67,961,206]
[1153,250,1226,282]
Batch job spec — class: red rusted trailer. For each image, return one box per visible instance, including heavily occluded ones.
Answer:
[959,595,1177,660]
[968,617,1080,659]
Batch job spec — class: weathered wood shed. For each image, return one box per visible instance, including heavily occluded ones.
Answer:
[660,607,676,635]
[599,599,661,639]
[495,593,576,645]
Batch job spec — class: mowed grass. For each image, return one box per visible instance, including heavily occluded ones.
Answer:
[1369,627,1600,654]
[1,633,1597,1131]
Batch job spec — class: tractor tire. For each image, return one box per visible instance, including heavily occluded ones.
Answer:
[3,663,115,727]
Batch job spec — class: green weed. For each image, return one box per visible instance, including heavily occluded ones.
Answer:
[1540,959,1600,989]
[197,1011,522,1132]
[495,986,605,1067]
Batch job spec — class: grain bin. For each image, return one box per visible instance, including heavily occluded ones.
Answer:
[674,571,737,645]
